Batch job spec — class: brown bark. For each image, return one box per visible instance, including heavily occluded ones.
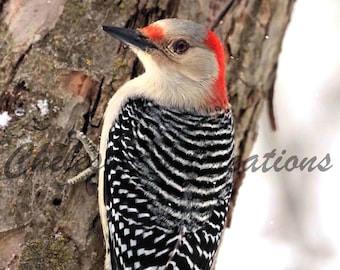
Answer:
[0,0,295,269]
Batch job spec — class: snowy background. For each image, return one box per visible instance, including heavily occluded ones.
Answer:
[217,0,340,269]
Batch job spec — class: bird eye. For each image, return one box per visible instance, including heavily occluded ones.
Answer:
[172,39,190,54]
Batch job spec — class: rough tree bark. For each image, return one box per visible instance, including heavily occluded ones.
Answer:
[0,0,295,269]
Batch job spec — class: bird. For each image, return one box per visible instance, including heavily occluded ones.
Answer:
[97,18,234,270]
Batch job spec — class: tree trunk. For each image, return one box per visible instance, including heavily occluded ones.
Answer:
[0,0,295,269]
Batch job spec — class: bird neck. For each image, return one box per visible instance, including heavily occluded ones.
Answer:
[208,72,228,110]
[132,70,221,113]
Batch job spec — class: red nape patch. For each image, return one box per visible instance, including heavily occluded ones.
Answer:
[204,30,229,109]
[140,24,164,42]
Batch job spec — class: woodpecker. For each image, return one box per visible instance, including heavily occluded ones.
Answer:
[72,18,234,270]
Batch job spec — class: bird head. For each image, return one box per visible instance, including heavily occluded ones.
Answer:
[103,19,228,111]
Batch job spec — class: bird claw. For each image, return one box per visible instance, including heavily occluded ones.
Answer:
[65,130,99,185]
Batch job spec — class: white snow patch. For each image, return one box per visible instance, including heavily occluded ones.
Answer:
[37,99,49,116]
[0,111,12,130]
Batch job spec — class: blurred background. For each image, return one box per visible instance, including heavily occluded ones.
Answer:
[217,0,340,269]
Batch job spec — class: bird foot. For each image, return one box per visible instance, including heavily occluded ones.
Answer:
[66,130,99,185]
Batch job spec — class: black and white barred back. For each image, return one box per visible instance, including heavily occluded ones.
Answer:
[104,98,234,270]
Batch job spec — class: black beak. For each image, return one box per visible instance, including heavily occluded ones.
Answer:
[102,25,157,52]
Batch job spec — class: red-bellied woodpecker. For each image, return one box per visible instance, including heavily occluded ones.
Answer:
[69,18,234,270]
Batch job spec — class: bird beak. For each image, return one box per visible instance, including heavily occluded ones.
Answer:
[102,26,157,52]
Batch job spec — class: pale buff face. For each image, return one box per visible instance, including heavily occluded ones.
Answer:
[132,19,219,110]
